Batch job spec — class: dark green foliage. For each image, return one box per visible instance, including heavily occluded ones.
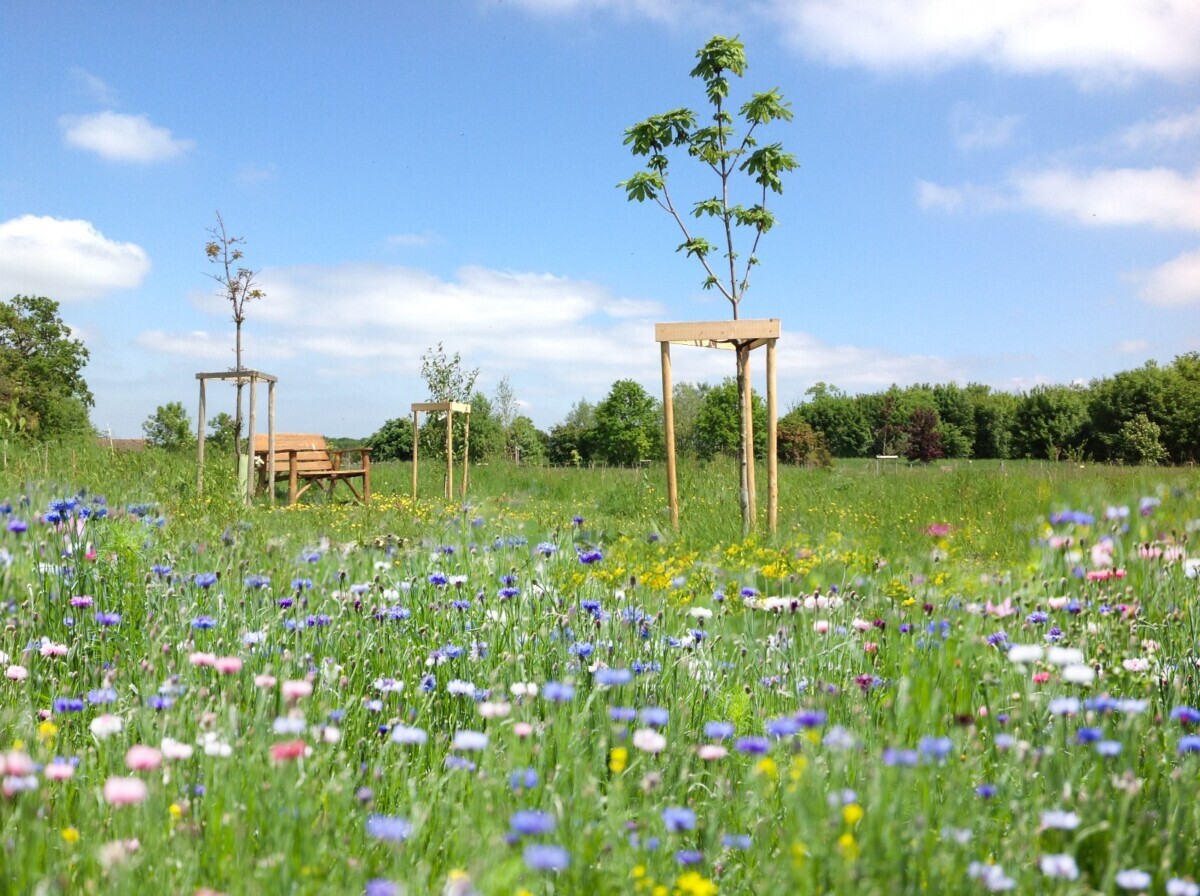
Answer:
[207,412,238,452]
[143,402,195,451]
[694,378,766,459]
[593,380,661,466]
[1013,385,1089,460]
[0,295,93,438]
[777,415,832,467]
[1116,413,1167,465]
[367,416,415,462]
[507,415,547,464]
[547,400,598,466]
[796,383,872,458]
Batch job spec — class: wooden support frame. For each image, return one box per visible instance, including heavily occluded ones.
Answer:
[411,401,471,500]
[196,370,278,505]
[655,320,780,533]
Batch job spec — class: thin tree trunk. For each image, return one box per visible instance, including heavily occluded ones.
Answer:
[736,344,751,535]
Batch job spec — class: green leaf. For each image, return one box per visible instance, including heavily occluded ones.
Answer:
[676,237,714,259]
[692,198,724,218]
[741,89,793,125]
[617,171,664,202]
[740,144,799,193]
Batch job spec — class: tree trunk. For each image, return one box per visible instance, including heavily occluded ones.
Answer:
[736,343,752,535]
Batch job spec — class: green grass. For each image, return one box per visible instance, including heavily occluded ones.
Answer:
[1,443,1199,894]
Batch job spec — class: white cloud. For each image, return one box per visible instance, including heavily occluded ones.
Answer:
[950,104,1020,152]
[1119,106,1200,150]
[502,0,692,23]
[919,166,1200,231]
[148,260,961,431]
[385,233,433,248]
[1011,167,1200,230]
[771,0,1200,82]
[237,163,277,185]
[1131,247,1200,307]
[59,111,194,162]
[1116,338,1150,353]
[70,68,118,106]
[0,215,150,300]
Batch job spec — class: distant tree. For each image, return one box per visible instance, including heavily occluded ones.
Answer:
[966,384,1017,460]
[508,415,547,464]
[871,389,910,457]
[931,383,975,458]
[670,382,710,457]
[547,399,597,465]
[367,416,415,462]
[905,407,945,463]
[1161,353,1200,463]
[594,380,660,466]
[1116,413,1168,466]
[207,412,238,451]
[694,378,766,459]
[621,35,798,532]
[418,343,479,460]
[0,295,93,438]
[467,392,504,463]
[797,383,872,458]
[777,414,833,467]
[205,213,265,448]
[493,376,518,434]
[143,402,195,451]
[1013,385,1088,460]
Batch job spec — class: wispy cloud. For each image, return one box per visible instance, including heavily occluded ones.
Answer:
[70,68,118,106]
[385,232,434,248]
[59,111,194,163]
[1116,338,1151,354]
[950,104,1020,152]
[0,215,150,301]
[770,0,1200,82]
[919,166,1200,231]
[1119,106,1200,150]
[237,163,277,185]
[1130,247,1200,307]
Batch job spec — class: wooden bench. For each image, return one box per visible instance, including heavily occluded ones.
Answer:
[252,433,371,504]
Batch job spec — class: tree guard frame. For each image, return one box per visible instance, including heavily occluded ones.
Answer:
[655,319,780,533]
[410,401,472,500]
[196,370,277,505]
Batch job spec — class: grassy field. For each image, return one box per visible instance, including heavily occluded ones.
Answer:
[1,444,1199,894]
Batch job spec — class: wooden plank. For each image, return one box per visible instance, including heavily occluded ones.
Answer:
[410,401,471,414]
[654,319,780,347]
[195,370,278,383]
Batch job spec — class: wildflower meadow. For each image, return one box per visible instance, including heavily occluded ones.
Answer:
[2,445,1200,895]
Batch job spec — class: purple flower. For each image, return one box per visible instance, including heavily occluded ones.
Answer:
[662,807,696,832]
[510,810,556,836]
[704,721,734,739]
[543,681,575,703]
[765,716,801,738]
[676,849,704,865]
[577,547,603,565]
[523,844,570,871]
[509,768,539,790]
[366,814,411,842]
[94,611,121,626]
[734,737,770,755]
[594,668,632,687]
[53,697,84,713]
[640,707,669,728]
[191,616,217,630]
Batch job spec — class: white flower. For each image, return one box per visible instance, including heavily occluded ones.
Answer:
[631,728,666,753]
[968,862,1016,892]
[199,732,232,758]
[1115,869,1152,890]
[509,682,538,698]
[1167,878,1200,896]
[1039,854,1079,880]
[1046,646,1084,666]
[1122,657,1150,672]
[1040,809,1080,830]
[160,737,194,760]
[273,716,307,735]
[1007,644,1043,664]
[90,714,124,739]
[687,607,713,619]
[1062,664,1096,684]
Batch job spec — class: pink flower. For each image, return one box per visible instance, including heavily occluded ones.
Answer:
[984,599,1016,618]
[44,760,75,780]
[1,750,34,776]
[125,745,163,771]
[40,641,69,658]
[1032,671,1052,684]
[254,674,277,690]
[189,652,217,667]
[103,776,149,806]
[812,620,830,635]
[513,722,534,738]
[269,740,310,762]
[214,656,243,675]
[863,642,879,654]
[5,665,28,681]
[697,744,727,761]
[281,679,313,702]
[925,523,952,537]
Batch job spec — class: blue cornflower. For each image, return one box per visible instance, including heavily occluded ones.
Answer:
[568,641,594,659]
[53,697,85,713]
[975,784,998,798]
[291,578,313,591]
[150,563,171,577]
[1179,735,1200,754]
[766,715,801,738]
[8,519,29,533]
[918,736,952,761]
[194,572,218,589]
[1075,727,1103,744]
[147,695,174,711]
[365,879,402,896]
[420,674,436,693]
[427,571,448,586]
[640,707,669,728]
[675,850,704,866]
[543,681,575,702]
[535,542,557,557]
[1026,610,1048,624]
[882,748,920,767]
[87,687,118,704]
[192,615,217,630]
[245,574,271,589]
[594,668,632,687]
[705,721,735,739]
[1095,740,1123,756]
[366,814,412,842]
[609,706,638,722]
[498,587,520,599]
[734,737,770,755]
[1045,626,1064,642]
[509,767,539,790]
[795,710,827,728]
[510,810,556,836]
[722,833,752,849]
[1171,706,1200,725]
[662,807,696,832]
[94,611,121,626]
[390,726,428,746]
[524,844,570,871]
[451,599,472,610]
[576,547,603,564]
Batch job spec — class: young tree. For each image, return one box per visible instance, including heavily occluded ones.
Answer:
[0,295,93,438]
[367,416,415,462]
[593,380,660,466]
[694,377,766,459]
[143,402,195,451]
[621,35,798,530]
[207,412,238,451]
[205,212,265,448]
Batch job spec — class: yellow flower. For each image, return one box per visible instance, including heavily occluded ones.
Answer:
[674,870,718,896]
[169,802,183,820]
[609,746,628,774]
[60,827,80,845]
[838,832,859,861]
[789,755,808,781]
[842,803,864,826]
[653,886,668,896]
[38,720,58,743]
[754,756,777,778]
[632,865,647,879]
[790,842,808,867]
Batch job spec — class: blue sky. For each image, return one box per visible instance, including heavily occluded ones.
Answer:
[2,1,1199,438]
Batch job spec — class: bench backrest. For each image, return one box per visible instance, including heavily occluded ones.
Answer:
[252,433,333,473]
